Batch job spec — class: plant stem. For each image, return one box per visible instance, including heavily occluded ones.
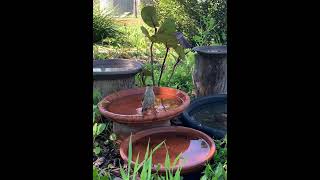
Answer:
[167,50,191,86]
[150,42,155,86]
[150,27,158,86]
[158,47,169,86]
[167,57,180,86]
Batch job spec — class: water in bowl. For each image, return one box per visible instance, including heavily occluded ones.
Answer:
[106,94,183,115]
[191,103,227,130]
[131,132,211,167]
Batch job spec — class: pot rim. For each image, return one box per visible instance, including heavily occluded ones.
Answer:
[119,126,216,174]
[98,87,190,124]
[93,59,143,77]
[192,45,227,55]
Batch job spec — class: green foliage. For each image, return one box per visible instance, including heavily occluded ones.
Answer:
[119,135,183,180]
[140,6,186,86]
[141,6,159,28]
[93,5,120,43]
[93,89,110,156]
[93,166,110,180]
[155,0,227,45]
[136,51,195,95]
[154,0,194,42]
[201,136,227,180]
[193,16,226,46]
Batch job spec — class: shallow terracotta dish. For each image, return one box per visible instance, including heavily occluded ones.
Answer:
[120,126,216,174]
[98,87,190,124]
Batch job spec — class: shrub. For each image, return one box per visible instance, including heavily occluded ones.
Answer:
[93,5,120,43]
[155,0,227,45]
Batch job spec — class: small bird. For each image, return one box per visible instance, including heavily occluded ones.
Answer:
[141,85,156,115]
[175,32,193,49]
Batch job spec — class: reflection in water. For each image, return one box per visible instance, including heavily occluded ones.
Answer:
[131,133,210,167]
[192,103,227,130]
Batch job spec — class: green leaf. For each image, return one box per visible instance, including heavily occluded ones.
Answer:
[147,153,152,180]
[142,68,152,76]
[109,133,117,141]
[200,175,208,180]
[96,123,106,136]
[93,123,98,136]
[132,153,140,180]
[100,176,109,180]
[119,163,128,180]
[164,149,171,172]
[141,26,151,38]
[157,18,176,35]
[173,166,182,180]
[174,45,185,60]
[172,152,182,168]
[93,111,96,123]
[152,140,165,154]
[151,33,178,47]
[94,146,101,155]
[93,167,99,180]
[213,163,224,179]
[141,6,159,28]
[127,135,132,178]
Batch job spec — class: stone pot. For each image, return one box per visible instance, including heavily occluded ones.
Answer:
[192,46,227,96]
[93,59,143,97]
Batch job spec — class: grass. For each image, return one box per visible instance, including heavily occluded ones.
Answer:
[119,135,183,180]
[201,136,227,180]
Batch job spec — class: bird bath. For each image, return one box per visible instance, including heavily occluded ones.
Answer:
[120,126,216,174]
[98,87,190,140]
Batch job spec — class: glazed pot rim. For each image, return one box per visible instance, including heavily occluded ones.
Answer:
[119,126,216,174]
[98,87,190,124]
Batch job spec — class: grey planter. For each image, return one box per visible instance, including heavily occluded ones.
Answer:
[192,46,227,96]
[93,59,143,97]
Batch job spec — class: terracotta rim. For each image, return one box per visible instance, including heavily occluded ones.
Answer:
[98,87,190,124]
[119,126,216,174]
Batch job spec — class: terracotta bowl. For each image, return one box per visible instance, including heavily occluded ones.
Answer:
[120,126,216,174]
[98,87,190,124]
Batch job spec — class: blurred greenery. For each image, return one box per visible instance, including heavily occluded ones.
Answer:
[155,0,227,46]
[93,4,120,43]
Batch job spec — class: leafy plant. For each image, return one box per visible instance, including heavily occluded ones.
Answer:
[93,4,120,43]
[136,51,195,95]
[93,89,109,156]
[155,0,227,46]
[93,166,110,180]
[193,16,225,46]
[201,136,227,180]
[140,6,186,86]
